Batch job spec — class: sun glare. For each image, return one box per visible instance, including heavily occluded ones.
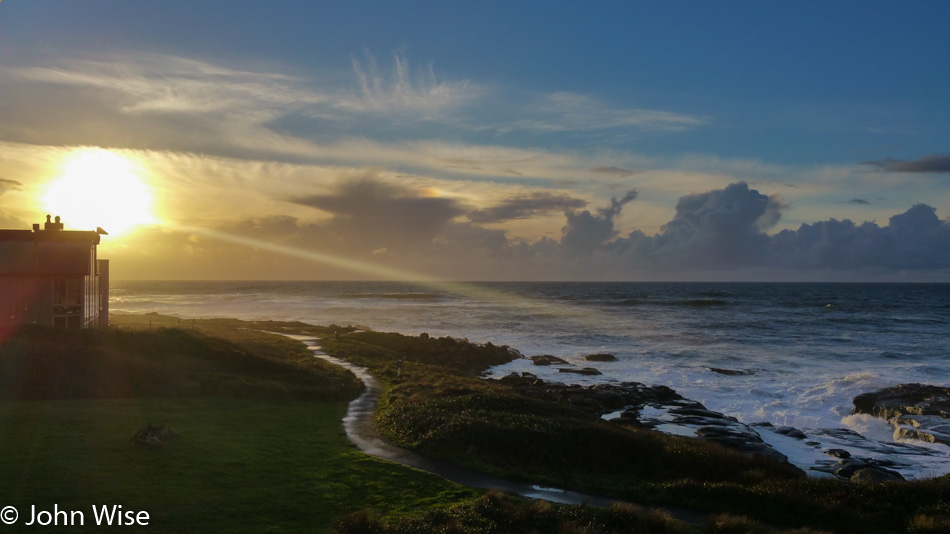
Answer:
[43,149,156,236]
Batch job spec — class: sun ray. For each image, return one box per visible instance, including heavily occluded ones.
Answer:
[173,223,598,324]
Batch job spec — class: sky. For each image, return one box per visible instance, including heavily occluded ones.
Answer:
[1,1,949,281]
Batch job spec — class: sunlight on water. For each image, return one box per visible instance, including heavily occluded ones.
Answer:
[175,224,621,333]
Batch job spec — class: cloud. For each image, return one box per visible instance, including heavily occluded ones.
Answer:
[95,176,950,281]
[289,172,466,254]
[0,178,21,189]
[847,198,872,205]
[770,204,950,270]
[561,189,637,255]
[468,192,587,223]
[335,50,479,118]
[589,166,642,177]
[15,55,324,116]
[863,154,950,174]
[499,92,706,134]
[604,182,950,275]
[615,182,782,267]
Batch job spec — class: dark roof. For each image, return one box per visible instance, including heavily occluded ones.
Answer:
[0,229,100,244]
[0,230,99,276]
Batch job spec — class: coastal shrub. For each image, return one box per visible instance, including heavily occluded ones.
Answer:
[326,328,950,534]
[375,370,801,491]
[333,490,695,534]
[335,508,385,533]
[908,514,950,533]
[325,330,518,375]
[0,323,362,401]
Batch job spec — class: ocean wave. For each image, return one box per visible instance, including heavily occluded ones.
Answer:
[608,298,729,307]
[332,293,445,301]
[671,298,730,307]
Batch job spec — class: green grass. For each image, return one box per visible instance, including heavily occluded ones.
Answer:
[10,316,950,532]
[0,320,361,401]
[0,398,476,533]
[0,316,478,533]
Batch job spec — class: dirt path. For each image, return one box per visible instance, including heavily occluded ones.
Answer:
[297,336,707,526]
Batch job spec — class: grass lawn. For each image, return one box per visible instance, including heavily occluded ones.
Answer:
[0,398,476,533]
[0,317,478,533]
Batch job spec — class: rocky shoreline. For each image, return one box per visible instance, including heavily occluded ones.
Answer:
[496,371,950,483]
[853,383,950,447]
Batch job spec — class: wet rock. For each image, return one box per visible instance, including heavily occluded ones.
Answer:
[826,449,851,459]
[585,353,617,362]
[774,426,807,440]
[587,390,627,410]
[853,383,950,420]
[853,383,950,447]
[850,467,906,483]
[499,372,528,385]
[669,407,738,421]
[709,367,753,376]
[648,385,683,403]
[618,408,640,420]
[812,456,906,482]
[496,374,793,466]
[530,355,570,366]
[558,367,602,376]
[695,425,788,463]
[892,415,950,446]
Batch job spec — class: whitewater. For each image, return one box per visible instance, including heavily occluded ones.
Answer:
[110,280,950,478]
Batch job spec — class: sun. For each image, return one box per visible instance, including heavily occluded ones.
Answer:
[43,149,156,236]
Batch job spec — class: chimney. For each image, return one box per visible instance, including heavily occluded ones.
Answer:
[44,215,64,231]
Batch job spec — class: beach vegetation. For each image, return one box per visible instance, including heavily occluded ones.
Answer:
[322,329,950,534]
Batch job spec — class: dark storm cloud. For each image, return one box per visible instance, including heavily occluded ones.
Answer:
[864,154,950,173]
[847,198,872,205]
[290,175,465,253]
[589,166,642,177]
[468,192,588,223]
[560,189,637,255]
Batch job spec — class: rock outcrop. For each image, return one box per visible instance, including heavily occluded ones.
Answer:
[497,372,789,464]
[529,355,570,366]
[852,383,950,447]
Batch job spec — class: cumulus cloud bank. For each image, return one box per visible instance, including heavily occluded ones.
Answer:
[612,182,950,274]
[109,178,950,280]
[561,190,638,256]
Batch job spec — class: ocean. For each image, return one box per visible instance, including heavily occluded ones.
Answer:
[111,280,950,478]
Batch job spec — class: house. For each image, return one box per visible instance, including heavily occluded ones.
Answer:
[0,215,109,330]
